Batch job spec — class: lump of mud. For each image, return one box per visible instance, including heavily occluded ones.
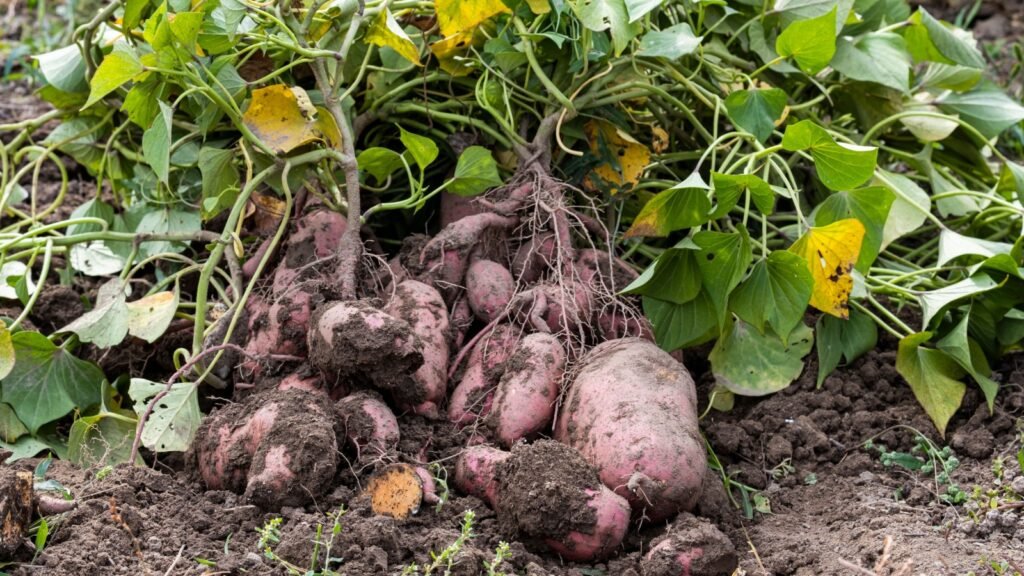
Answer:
[641,513,737,576]
[494,440,600,545]
[30,284,83,332]
[190,388,338,510]
[308,299,424,402]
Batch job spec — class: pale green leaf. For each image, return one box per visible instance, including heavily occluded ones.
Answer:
[58,278,129,348]
[918,274,1000,327]
[142,101,173,185]
[85,44,144,108]
[129,378,200,453]
[638,23,702,59]
[449,146,502,197]
[400,127,439,171]
[711,319,814,396]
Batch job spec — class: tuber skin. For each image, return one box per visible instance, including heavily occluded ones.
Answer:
[488,333,565,447]
[555,338,706,522]
[410,212,518,292]
[192,389,338,510]
[511,232,556,284]
[448,324,519,427]
[384,280,450,418]
[465,259,515,323]
[453,445,510,508]
[641,513,738,576]
[271,207,347,295]
[335,391,400,459]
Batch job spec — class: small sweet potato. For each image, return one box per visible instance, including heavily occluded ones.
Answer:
[488,333,565,447]
[465,259,515,322]
[410,212,518,291]
[641,513,738,576]
[192,389,338,510]
[241,291,312,377]
[335,391,400,458]
[555,338,705,522]
[511,233,556,284]
[573,248,639,293]
[384,280,450,417]
[448,325,520,427]
[272,207,347,295]
[308,300,423,398]
[453,445,510,508]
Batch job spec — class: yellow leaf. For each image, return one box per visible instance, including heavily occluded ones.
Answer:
[525,0,550,13]
[651,125,669,153]
[0,323,13,380]
[315,106,342,149]
[584,121,651,195]
[242,85,330,154]
[788,218,866,319]
[435,0,510,37]
[429,31,479,76]
[365,8,421,65]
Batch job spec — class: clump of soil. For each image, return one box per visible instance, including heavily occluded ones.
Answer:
[495,440,600,545]
[642,513,738,576]
[29,285,83,332]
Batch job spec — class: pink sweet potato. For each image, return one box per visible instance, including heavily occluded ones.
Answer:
[511,232,556,284]
[573,248,639,293]
[555,338,705,522]
[453,445,510,508]
[335,391,400,458]
[409,212,518,291]
[641,514,738,576]
[440,191,485,227]
[308,300,423,398]
[272,207,347,295]
[448,325,520,426]
[241,291,312,378]
[495,441,630,562]
[192,389,338,510]
[488,333,565,447]
[465,259,515,322]
[384,280,450,417]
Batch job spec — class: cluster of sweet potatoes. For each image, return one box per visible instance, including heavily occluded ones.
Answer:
[189,184,711,567]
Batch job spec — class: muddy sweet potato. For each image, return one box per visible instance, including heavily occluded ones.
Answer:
[511,232,556,284]
[488,333,565,447]
[641,513,738,576]
[272,206,347,295]
[453,445,510,507]
[496,441,630,562]
[384,280,450,417]
[573,248,639,293]
[192,389,338,510]
[555,338,705,522]
[335,391,400,458]
[465,259,515,322]
[308,300,423,397]
[240,291,312,377]
[409,212,518,291]
[447,325,520,427]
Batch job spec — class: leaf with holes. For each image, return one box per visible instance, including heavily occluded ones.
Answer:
[711,319,814,397]
[585,121,651,195]
[813,187,894,271]
[129,378,200,453]
[789,219,866,319]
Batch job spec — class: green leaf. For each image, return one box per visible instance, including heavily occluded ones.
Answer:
[643,292,717,351]
[776,7,838,75]
[448,146,503,197]
[169,11,203,53]
[936,313,999,412]
[126,287,179,343]
[0,437,53,462]
[918,274,1000,327]
[575,0,642,56]
[831,33,910,92]
[711,172,776,218]
[623,247,701,304]
[815,309,877,387]
[694,230,753,327]
[937,83,1024,139]
[896,331,966,437]
[775,0,853,28]
[0,403,28,443]
[34,45,87,93]
[1,331,103,433]
[198,147,240,220]
[129,378,200,452]
[625,0,661,22]
[937,229,1014,266]
[625,173,711,237]
[123,0,151,30]
[638,23,702,60]
[399,127,439,171]
[724,88,788,143]
[904,8,985,69]
[874,170,932,250]
[781,120,878,191]
[57,279,129,348]
[813,186,894,271]
[68,410,140,467]
[85,44,144,108]
[135,207,202,258]
[142,101,173,185]
[711,319,814,397]
[731,251,813,343]
[358,147,405,184]
[123,76,164,128]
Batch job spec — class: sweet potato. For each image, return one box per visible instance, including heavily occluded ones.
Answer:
[272,207,347,295]
[511,232,556,284]
[495,441,630,562]
[597,310,655,341]
[453,445,510,508]
[384,280,450,417]
[440,191,485,227]
[308,300,423,398]
[465,259,515,322]
[192,389,338,510]
[335,391,400,458]
[449,295,474,350]
[488,333,565,447]
[241,291,312,377]
[555,338,705,522]
[573,248,639,293]
[408,212,518,291]
[448,325,520,426]
[641,513,738,576]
